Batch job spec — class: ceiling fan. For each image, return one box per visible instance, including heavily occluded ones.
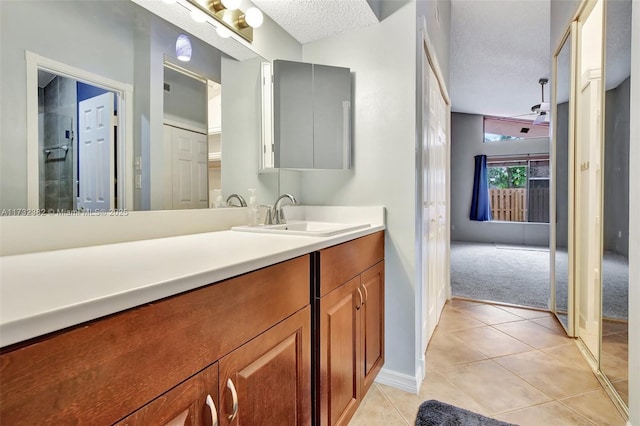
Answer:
[530,78,550,124]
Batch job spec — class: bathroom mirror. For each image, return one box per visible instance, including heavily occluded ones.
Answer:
[600,0,631,409]
[552,25,573,333]
[0,0,279,213]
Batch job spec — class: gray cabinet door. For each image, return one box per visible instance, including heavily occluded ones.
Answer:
[313,64,351,169]
[274,60,313,169]
[273,60,351,169]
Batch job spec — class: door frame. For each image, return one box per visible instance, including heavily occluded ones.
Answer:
[415,17,452,385]
[26,51,134,211]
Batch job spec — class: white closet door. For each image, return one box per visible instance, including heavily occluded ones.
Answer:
[166,126,208,210]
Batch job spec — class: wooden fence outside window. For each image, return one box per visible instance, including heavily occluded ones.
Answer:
[490,188,549,222]
[490,188,526,221]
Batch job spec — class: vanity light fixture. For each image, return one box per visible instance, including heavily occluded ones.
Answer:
[176,34,192,62]
[184,0,264,43]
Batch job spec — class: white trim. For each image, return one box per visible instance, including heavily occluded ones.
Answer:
[374,368,420,395]
[25,51,134,211]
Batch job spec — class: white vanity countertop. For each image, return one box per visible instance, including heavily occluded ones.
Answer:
[0,207,384,348]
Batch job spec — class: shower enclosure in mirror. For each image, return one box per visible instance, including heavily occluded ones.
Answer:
[600,0,631,410]
[551,23,575,334]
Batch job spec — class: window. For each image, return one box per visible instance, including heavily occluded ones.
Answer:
[487,157,549,223]
[484,116,549,143]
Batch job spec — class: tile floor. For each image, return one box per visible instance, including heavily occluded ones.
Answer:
[350,299,627,426]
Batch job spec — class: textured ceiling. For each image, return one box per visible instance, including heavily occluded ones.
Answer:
[251,0,380,44]
[450,0,551,118]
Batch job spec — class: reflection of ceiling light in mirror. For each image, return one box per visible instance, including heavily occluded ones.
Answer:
[221,0,240,11]
[176,34,192,62]
[190,8,207,23]
[244,7,263,28]
[216,26,232,38]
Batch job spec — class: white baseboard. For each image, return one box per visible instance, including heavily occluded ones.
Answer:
[374,368,420,394]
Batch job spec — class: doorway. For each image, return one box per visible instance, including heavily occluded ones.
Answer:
[162,62,222,210]
[26,52,133,212]
[37,71,119,212]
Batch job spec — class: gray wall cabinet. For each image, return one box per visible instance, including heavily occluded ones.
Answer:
[273,60,351,169]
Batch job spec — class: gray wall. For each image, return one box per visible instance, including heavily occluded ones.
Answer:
[300,2,419,377]
[603,77,631,256]
[450,113,550,246]
[163,68,207,129]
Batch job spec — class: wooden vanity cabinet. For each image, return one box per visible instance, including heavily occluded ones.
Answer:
[218,306,311,425]
[315,231,385,426]
[0,256,311,426]
[116,363,219,426]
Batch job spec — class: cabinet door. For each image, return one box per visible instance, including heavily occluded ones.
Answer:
[312,64,351,169]
[273,60,314,169]
[116,363,219,426]
[361,261,385,394]
[218,306,311,426]
[318,276,362,426]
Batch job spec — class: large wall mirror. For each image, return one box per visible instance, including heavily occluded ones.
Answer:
[552,23,574,333]
[0,0,282,214]
[601,0,631,410]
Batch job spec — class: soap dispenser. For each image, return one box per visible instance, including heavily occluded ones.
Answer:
[248,189,259,226]
[213,189,225,208]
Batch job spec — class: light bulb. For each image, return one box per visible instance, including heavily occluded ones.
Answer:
[190,9,207,23]
[244,7,263,28]
[216,26,232,39]
[221,0,240,10]
[162,0,176,4]
[176,34,192,62]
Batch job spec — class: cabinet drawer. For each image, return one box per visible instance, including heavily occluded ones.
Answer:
[318,232,384,297]
[0,255,310,425]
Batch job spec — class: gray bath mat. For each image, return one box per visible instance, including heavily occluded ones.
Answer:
[415,400,517,426]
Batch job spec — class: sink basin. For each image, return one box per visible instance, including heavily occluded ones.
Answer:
[232,221,370,237]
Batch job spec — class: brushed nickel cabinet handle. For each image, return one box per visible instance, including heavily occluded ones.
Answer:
[227,378,239,422]
[205,394,218,426]
[356,288,363,310]
[362,285,368,304]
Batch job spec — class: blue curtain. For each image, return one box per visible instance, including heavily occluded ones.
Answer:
[470,155,492,221]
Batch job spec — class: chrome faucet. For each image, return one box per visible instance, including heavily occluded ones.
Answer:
[226,194,247,207]
[271,194,297,224]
